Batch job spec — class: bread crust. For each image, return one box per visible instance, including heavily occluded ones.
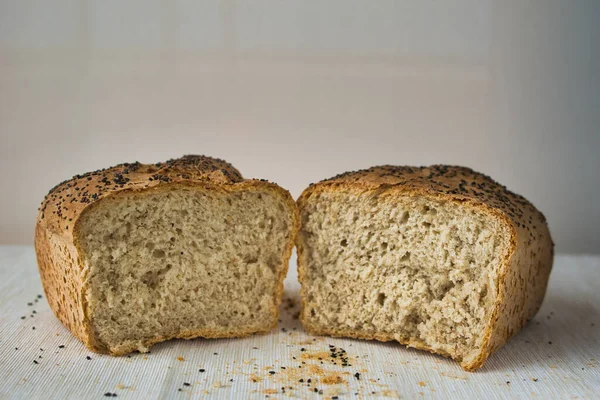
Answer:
[35,155,300,355]
[296,165,554,371]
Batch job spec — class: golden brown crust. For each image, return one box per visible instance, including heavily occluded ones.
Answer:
[35,155,299,355]
[296,165,554,371]
[38,155,244,236]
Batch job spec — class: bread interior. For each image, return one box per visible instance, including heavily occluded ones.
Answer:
[77,186,293,353]
[299,190,511,363]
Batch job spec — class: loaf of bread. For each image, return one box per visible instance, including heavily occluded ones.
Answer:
[296,165,553,371]
[35,155,299,355]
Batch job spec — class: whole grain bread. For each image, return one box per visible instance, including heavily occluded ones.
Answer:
[36,155,299,355]
[296,165,553,371]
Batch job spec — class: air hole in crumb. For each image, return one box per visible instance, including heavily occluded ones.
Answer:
[244,255,259,264]
[401,252,411,262]
[423,222,432,228]
[436,281,455,300]
[340,239,348,247]
[400,211,409,223]
[141,264,172,289]
[310,309,316,317]
[479,286,489,306]
[267,254,279,272]
[406,310,423,327]
[152,249,165,258]
[377,293,386,306]
[380,242,388,250]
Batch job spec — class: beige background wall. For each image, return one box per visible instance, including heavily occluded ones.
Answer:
[0,0,598,253]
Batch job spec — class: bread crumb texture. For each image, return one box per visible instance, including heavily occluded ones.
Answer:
[297,165,553,371]
[35,155,299,354]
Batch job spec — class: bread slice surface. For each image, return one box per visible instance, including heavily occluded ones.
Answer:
[35,155,299,354]
[296,165,553,371]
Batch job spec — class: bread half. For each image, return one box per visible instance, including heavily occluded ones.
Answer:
[35,155,299,355]
[296,165,553,371]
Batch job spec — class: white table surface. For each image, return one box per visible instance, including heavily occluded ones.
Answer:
[0,246,598,399]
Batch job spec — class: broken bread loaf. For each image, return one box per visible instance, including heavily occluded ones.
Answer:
[296,165,553,371]
[35,155,299,355]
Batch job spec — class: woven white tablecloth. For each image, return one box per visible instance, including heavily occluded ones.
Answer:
[0,246,598,399]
